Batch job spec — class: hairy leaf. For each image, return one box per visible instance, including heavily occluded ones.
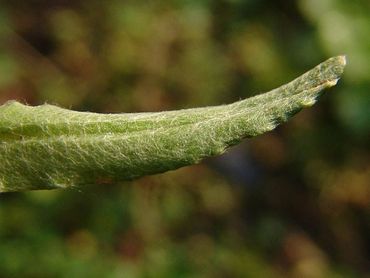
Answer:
[0,56,346,192]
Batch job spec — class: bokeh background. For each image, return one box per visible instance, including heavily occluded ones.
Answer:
[0,0,369,277]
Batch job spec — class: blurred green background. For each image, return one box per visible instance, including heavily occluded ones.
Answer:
[0,0,369,277]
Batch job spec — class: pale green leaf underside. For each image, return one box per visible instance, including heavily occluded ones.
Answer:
[0,56,346,192]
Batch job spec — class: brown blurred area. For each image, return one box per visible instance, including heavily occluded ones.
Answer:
[0,1,369,277]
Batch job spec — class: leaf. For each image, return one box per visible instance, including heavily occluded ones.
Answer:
[0,56,346,192]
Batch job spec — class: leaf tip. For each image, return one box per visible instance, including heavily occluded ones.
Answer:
[338,55,347,66]
[326,55,346,87]
[330,54,347,67]
[329,55,347,78]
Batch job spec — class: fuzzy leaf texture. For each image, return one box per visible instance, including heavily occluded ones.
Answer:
[0,56,346,192]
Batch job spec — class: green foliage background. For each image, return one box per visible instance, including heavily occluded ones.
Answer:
[0,0,369,277]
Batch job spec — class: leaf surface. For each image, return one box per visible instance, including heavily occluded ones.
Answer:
[0,56,346,192]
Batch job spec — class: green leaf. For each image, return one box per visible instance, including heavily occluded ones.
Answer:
[0,56,346,192]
